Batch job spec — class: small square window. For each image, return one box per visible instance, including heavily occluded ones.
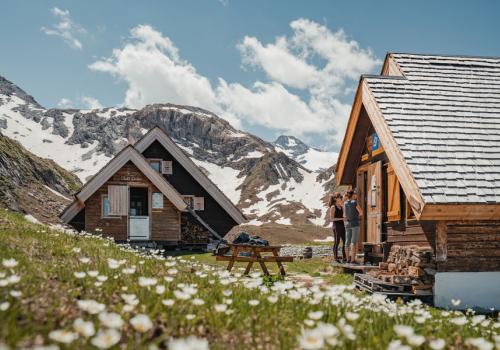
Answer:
[149,161,161,172]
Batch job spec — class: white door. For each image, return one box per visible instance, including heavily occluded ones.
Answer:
[129,216,149,240]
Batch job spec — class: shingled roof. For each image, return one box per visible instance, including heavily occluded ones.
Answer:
[337,52,500,219]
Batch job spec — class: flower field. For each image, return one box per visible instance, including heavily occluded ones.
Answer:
[0,210,499,350]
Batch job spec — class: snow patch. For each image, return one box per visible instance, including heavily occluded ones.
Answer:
[24,214,40,224]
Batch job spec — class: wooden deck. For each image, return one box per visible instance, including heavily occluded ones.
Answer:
[332,262,379,274]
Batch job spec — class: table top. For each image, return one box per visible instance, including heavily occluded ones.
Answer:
[228,244,282,251]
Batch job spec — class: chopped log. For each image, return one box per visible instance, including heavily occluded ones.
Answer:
[379,262,389,270]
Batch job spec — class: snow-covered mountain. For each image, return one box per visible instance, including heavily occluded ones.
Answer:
[273,135,339,172]
[0,75,338,226]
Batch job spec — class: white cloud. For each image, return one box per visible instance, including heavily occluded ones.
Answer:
[56,96,102,109]
[81,96,103,109]
[89,20,380,147]
[57,98,73,108]
[41,7,86,50]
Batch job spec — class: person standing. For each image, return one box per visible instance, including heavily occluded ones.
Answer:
[328,192,346,263]
[343,189,363,264]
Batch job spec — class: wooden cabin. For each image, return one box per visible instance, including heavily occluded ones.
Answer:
[336,53,500,309]
[60,127,245,248]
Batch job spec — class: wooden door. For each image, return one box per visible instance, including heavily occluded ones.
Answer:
[367,161,382,243]
[356,169,367,248]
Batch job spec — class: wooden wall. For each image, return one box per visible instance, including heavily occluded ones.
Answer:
[387,220,435,249]
[84,161,181,241]
[438,221,500,272]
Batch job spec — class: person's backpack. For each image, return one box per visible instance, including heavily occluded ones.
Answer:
[232,232,250,244]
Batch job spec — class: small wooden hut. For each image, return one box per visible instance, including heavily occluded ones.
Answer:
[336,53,500,309]
[60,127,245,248]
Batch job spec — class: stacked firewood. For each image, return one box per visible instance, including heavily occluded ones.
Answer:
[368,245,436,295]
[181,219,210,243]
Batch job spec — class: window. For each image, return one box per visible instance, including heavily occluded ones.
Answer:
[152,192,163,209]
[102,195,111,217]
[148,160,161,172]
[161,160,173,175]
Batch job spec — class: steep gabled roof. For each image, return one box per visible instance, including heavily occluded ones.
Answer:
[134,127,246,224]
[60,145,187,223]
[337,52,500,220]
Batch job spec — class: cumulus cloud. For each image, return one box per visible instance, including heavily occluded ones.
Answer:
[57,98,73,108]
[89,20,380,147]
[81,96,103,109]
[41,7,86,50]
[56,96,103,109]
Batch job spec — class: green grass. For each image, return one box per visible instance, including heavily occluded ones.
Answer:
[0,209,498,350]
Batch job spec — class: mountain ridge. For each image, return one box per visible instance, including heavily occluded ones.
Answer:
[0,75,338,225]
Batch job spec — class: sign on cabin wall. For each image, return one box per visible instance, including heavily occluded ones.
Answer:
[152,192,164,209]
[118,174,143,182]
[371,133,381,151]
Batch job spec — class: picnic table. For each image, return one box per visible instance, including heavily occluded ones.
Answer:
[215,244,293,276]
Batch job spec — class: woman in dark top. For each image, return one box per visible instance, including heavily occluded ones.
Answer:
[329,192,346,263]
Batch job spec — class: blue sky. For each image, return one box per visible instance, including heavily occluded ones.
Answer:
[1,0,500,151]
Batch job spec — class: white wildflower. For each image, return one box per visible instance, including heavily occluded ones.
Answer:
[465,337,494,350]
[345,312,359,321]
[98,312,124,329]
[155,285,166,295]
[73,318,95,337]
[130,314,153,333]
[162,299,175,307]
[91,329,121,349]
[214,304,227,313]
[407,334,425,347]
[394,325,414,337]
[298,328,324,350]
[451,298,461,306]
[79,257,91,264]
[168,336,209,350]
[77,300,106,314]
[9,290,21,298]
[48,330,79,344]
[138,277,157,287]
[0,302,10,311]
[450,316,468,326]
[2,259,18,268]
[88,271,99,277]
[267,295,279,304]
[192,298,205,306]
[308,311,324,320]
[429,338,446,350]
[248,299,259,306]
[74,271,86,279]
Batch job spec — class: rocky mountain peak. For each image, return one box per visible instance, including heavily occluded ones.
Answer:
[0,75,42,108]
[274,135,309,157]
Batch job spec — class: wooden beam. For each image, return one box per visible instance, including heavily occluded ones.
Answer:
[361,80,426,218]
[435,221,447,262]
[335,81,364,186]
[421,204,500,220]
[381,53,404,76]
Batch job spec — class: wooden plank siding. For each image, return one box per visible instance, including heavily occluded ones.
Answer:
[386,220,436,249]
[438,221,500,272]
[85,161,181,242]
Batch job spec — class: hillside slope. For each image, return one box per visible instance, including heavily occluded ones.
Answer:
[0,133,82,223]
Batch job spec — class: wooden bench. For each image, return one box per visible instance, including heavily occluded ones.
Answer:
[215,244,293,276]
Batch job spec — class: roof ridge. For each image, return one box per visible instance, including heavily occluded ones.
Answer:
[389,52,500,60]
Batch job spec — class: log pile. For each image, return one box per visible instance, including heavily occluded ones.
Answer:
[368,245,436,295]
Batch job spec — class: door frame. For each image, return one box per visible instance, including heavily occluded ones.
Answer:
[127,185,152,241]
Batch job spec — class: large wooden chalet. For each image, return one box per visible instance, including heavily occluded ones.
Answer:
[60,127,245,247]
[336,53,500,309]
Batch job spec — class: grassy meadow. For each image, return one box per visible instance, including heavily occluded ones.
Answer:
[0,209,499,350]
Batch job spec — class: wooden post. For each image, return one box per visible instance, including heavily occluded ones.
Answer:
[435,221,447,262]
